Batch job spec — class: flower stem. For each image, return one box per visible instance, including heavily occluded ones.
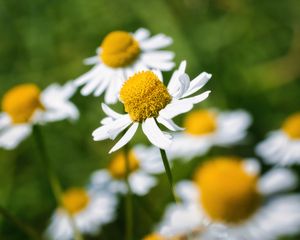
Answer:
[123,143,133,240]
[159,148,179,203]
[32,125,84,240]
[0,205,42,240]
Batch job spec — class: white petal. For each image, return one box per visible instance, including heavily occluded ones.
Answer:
[133,28,150,41]
[74,65,101,86]
[83,56,100,65]
[259,168,297,195]
[167,133,211,161]
[142,118,172,150]
[142,51,174,61]
[129,171,157,196]
[182,72,212,98]
[101,103,123,119]
[0,124,32,150]
[243,159,261,176]
[139,34,173,50]
[142,59,175,71]
[180,90,211,104]
[159,100,193,120]
[156,116,183,131]
[92,115,131,141]
[104,73,122,104]
[0,113,11,130]
[134,145,165,174]
[173,73,191,98]
[93,78,110,97]
[167,61,187,94]
[109,122,139,153]
[175,181,200,202]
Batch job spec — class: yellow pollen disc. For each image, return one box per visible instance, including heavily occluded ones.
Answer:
[2,84,44,124]
[184,110,217,135]
[282,113,300,139]
[194,157,261,224]
[143,233,165,240]
[100,31,140,68]
[62,188,90,215]
[108,150,140,179]
[120,71,172,122]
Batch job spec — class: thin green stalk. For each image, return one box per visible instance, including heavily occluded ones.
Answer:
[32,125,83,240]
[0,205,42,240]
[123,143,133,240]
[159,148,179,203]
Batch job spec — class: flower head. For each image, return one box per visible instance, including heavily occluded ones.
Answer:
[256,112,300,166]
[194,157,261,223]
[0,82,79,150]
[92,61,211,153]
[157,158,300,240]
[74,28,175,104]
[46,187,117,240]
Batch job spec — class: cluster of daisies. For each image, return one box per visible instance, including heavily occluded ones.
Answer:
[1,28,300,240]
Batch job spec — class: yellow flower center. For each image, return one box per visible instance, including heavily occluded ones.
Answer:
[2,84,44,124]
[143,233,165,240]
[282,113,300,139]
[120,71,172,122]
[108,151,140,179]
[194,157,261,224]
[62,188,90,215]
[100,31,140,68]
[184,110,217,136]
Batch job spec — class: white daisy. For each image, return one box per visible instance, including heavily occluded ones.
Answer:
[167,109,252,161]
[46,187,117,240]
[0,82,79,150]
[74,28,175,104]
[89,145,165,196]
[92,61,211,153]
[256,112,300,166]
[157,157,300,240]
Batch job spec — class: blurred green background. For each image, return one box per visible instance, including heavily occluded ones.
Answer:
[1,0,300,239]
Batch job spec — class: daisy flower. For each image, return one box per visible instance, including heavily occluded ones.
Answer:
[167,109,252,160]
[89,145,165,196]
[157,157,300,240]
[74,28,175,104]
[92,61,211,153]
[0,82,79,150]
[256,112,300,166]
[46,187,117,240]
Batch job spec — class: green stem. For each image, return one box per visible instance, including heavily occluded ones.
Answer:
[123,144,133,240]
[159,148,179,203]
[0,205,42,240]
[32,125,84,240]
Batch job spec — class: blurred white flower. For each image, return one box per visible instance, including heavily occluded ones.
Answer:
[156,157,300,240]
[46,187,117,240]
[167,109,252,161]
[92,61,211,153]
[0,82,79,150]
[256,112,300,166]
[74,28,175,104]
[89,145,165,196]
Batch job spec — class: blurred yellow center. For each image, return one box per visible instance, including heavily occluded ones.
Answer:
[2,84,44,124]
[282,113,300,139]
[62,188,90,215]
[120,71,172,122]
[184,110,217,135]
[100,31,140,68]
[108,151,140,179]
[194,157,261,224]
[143,233,165,240]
